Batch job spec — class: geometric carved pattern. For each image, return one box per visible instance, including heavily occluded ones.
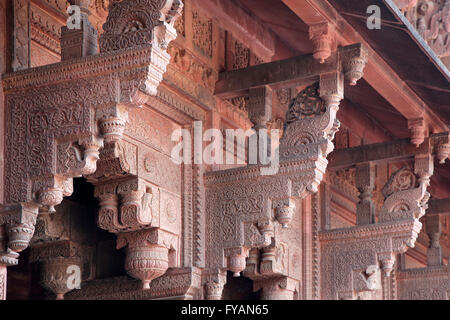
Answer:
[0,0,183,281]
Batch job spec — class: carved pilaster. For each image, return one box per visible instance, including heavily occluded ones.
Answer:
[356,163,375,225]
[426,214,442,266]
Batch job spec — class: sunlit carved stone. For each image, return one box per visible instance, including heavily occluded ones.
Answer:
[342,44,369,86]
[436,143,450,164]
[205,280,225,300]
[275,205,294,228]
[99,117,126,144]
[7,224,35,253]
[124,244,169,290]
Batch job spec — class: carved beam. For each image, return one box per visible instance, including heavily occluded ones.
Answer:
[214,43,367,99]
[329,133,450,169]
[65,267,203,300]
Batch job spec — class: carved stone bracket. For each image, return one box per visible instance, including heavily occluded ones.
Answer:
[116,228,178,290]
[205,63,358,286]
[431,132,450,163]
[408,118,427,147]
[341,44,369,86]
[309,23,336,64]
[320,152,434,299]
[0,0,183,272]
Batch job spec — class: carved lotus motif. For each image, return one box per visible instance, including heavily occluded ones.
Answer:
[124,244,169,289]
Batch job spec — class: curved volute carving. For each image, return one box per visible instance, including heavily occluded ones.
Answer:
[320,153,435,300]
[100,0,183,97]
[205,62,358,297]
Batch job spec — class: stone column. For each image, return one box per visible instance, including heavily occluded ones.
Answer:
[356,162,375,225]
[426,214,442,266]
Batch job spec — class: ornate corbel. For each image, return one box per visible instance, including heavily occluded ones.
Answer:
[116,228,178,289]
[309,23,336,64]
[380,154,433,227]
[408,118,427,147]
[273,199,295,228]
[431,132,450,164]
[280,72,343,171]
[0,203,39,254]
[95,178,157,233]
[341,44,369,86]
[203,270,227,300]
[39,256,82,300]
[225,247,250,278]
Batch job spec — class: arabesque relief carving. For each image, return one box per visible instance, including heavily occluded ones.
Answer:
[204,43,367,298]
[0,0,183,293]
[320,151,435,300]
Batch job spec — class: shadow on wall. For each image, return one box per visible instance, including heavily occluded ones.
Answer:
[222,271,261,300]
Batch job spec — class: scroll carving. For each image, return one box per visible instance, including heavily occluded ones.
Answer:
[399,0,450,67]
[320,153,434,299]
[205,61,357,296]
